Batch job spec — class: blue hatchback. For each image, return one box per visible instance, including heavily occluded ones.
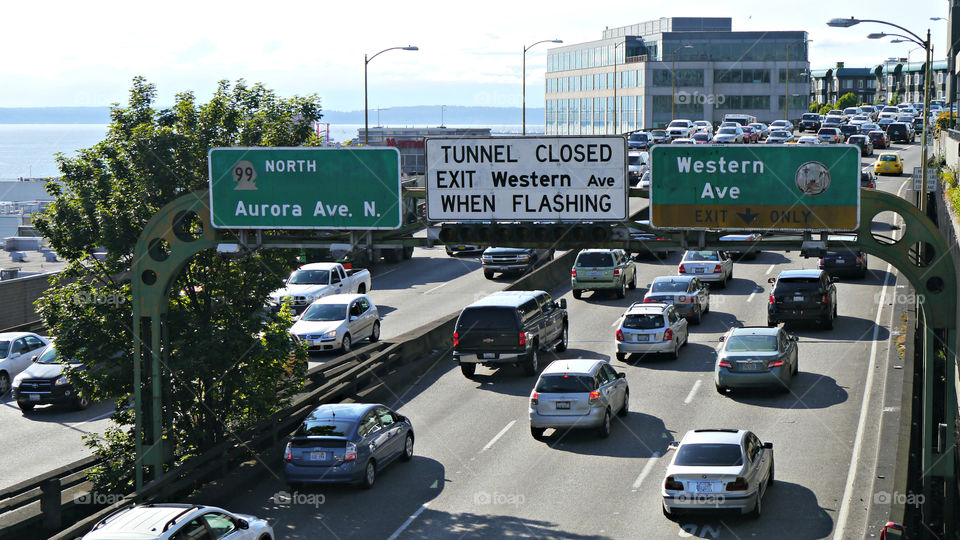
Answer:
[283,403,414,488]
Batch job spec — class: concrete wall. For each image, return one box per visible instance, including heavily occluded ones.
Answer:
[0,273,55,329]
[939,129,960,172]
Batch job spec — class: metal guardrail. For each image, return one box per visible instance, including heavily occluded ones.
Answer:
[0,319,45,334]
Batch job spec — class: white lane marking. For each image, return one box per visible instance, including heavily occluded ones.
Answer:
[683,380,702,405]
[632,452,661,490]
[386,502,430,540]
[834,180,908,539]
[765,264,775,275]
[373,267,398,279]
[67,409,116,426]
[481,420,515,453]
[746,290,757,303]
[423,281,451,294]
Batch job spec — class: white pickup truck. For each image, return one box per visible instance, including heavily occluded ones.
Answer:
[666,119,695,140]
[269,262,372,313]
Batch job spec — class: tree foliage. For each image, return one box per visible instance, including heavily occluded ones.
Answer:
[836,93,858,111]
[818,103,836,115]
[34,77,319,492]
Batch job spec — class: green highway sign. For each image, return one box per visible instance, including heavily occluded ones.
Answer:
[208,147,401,229]
[650,144,861,231]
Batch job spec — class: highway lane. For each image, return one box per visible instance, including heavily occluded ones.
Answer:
[202,140,924,539]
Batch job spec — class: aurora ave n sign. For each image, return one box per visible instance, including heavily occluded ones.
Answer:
[207,147,402,229]
[650,144,860,231]
[425,137,627,222]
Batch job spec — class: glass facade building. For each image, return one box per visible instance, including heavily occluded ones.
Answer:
[544,17,809,134]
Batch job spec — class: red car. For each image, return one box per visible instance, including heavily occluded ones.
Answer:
[867,129,890,149]
[741,126,759,143]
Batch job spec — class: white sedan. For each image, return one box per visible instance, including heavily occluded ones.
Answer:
[0,332,51,394]
[678,250,734,288]
[290,294,380,353]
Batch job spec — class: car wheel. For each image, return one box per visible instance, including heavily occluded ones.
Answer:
[749,490,762,519]
[617,280,626,299]
[768,456,775,485]
[74,395,91,411]
[716,384,727,394]
[669,341,680,360]
[17,401,35,412]
[618,390,629,416]
[357,283,366,294]
[483,269,495,280]
[704,299,710,313]
[531,426,546,440]
[341,334,352,353]
[0,372,9,395]
[555,324,568,352]
[361,460,376,489]
[662,503,677,521]
[628,274,637,290]
[692,305,702,325]
[400,433,414,462]
[616,352,627,362]
[460,363,476,378]
[572,289,582,299]
[598,409,611,438]
[369,321,381,342]
[767,319,776,328]
[523,348,539,376]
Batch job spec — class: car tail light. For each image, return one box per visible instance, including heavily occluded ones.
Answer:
[571,268,577,278]
[678,265,686,274]
[713,265,721,273]
[588,390,600,403]
[718,359,733,369]
[453,331,459,347]
[726,477,749,491]
[530,392,539,406]
[769,294,776,305]
[613,268,621,277]
[818,258,825,267]
[344,442,357,462]
[822,293,830,304]
[644,297,657,302]
[677,296,689,303]
[518,332,527,346]
[616,329,624,341]
[664,476,684,490]
[856,256,863,264]
[663,329,673,342]
[283,442,293,462]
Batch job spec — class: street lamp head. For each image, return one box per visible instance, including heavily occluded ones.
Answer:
[867,32,887,39]
[827,17,860,28]
[551,39,563,43]
[683,44,693,49]
[403,46,419,51]
[931,17,946,21]
[890,39,907,43]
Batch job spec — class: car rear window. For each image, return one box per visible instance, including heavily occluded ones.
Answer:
[630,133,649,141]
[576,252,614,267]
[724,334,777,352]
[622,313,665,329]
[293,420,354,437]
[802,114,818,120]
[879,154,897,161]
[675,443,744,467]
[652,280,688,293]
[683,251,719,262]
[457,307,518,330]
[536,374,595,393]
[775,277,821,294]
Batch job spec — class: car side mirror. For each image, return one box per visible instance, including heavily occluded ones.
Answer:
[791,335,799,342]
[718,335,725,342]
[31,355,39,362]
[762,442,774,449]
[667,441,679,451]
[616,372,626,379]
[767,277,776,284]
[558,299,567,309]
[237,519,249,530]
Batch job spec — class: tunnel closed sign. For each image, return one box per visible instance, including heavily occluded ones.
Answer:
[425,137,627,222]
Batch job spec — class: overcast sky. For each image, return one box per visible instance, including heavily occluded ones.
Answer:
[2,0,949,111]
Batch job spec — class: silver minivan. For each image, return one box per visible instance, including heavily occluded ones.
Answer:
[529,359,629,440]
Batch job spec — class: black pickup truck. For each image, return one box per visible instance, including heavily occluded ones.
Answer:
[453,290,568,377]
[799,113,821,133]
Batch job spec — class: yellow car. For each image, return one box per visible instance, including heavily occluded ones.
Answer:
[874,153,903,175]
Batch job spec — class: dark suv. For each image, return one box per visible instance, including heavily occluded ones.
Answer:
[799,113,821,132]
[819,246,868,279]
[481,247,553,279]
[886,122,915,143]
[453,290,568,377]
[628,131,651,150]
[767,269,839,329]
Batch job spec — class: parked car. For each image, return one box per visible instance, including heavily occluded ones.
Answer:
[453,290,567,377]
[615,302,689,361]
[874,152,904,175]
[867,129,889,149]
[82,504,274,540]
[628,131,651,150]
[887,122,915,143]
[283,403,414,488]
[481,247,553,279]
[799,113,821,132]
[290,293,380,353]
[571,248,637,299]
[11,344,92,411]
[715,326,798,393]
[817,127,841,144]
[270,263,372,314]
[860,169,876,189]
[847,134,874,156]
[679,250,733,287]
[691,132,711,144]
[767,269,838,329]
[643,275,710,324]
[765,130,793,144]
[529,359,628,440]
[740,125,759,143]
[819,243,868,279]
[713,126,744,144]
[661,429,774,519]
[768,119,794,133]
[0,332,50,395]
[748,122,769,139]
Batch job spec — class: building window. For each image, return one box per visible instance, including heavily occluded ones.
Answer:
[581,98,590,134]
[652,69,704,87]
[778,69,806,83]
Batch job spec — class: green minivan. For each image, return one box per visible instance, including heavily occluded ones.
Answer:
[571,249,637,299]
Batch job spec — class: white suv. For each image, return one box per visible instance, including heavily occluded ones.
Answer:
[615,302,689,361]
[666,119,695,139]
[82,504,274,540]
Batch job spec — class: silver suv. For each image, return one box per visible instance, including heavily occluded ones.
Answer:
[615,302,689,361]
[529,359,629,440]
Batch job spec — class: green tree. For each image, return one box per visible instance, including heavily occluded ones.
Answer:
[809,101,822,113]
[890,92,902,106]
[818,103,836,115]
[836,92,858,110]
[34,77,317,492]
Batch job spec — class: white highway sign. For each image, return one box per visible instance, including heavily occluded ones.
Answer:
[425,137,627,222]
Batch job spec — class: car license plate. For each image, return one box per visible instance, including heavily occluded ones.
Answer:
[793,295,804,302]
[634,334,650,342]
[742,362,763,371]
[29,394,40,401]
[696,482,716,492]
[836,259,844,263]
[480,353,497,359]
[695,268,704,274]
[311,340,323,346]
[310,451,327,461]
[555,401,570,410]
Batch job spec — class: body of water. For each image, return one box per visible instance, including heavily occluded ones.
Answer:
[0,122,536,181]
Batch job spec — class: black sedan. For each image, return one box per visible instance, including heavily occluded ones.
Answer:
[847,134,874,156]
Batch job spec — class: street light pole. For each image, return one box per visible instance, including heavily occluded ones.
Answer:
[522,39,563,136]
[613,41,625,134]
[670,44,693,120]
[920,28,931,217]
[364,45,418,145]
